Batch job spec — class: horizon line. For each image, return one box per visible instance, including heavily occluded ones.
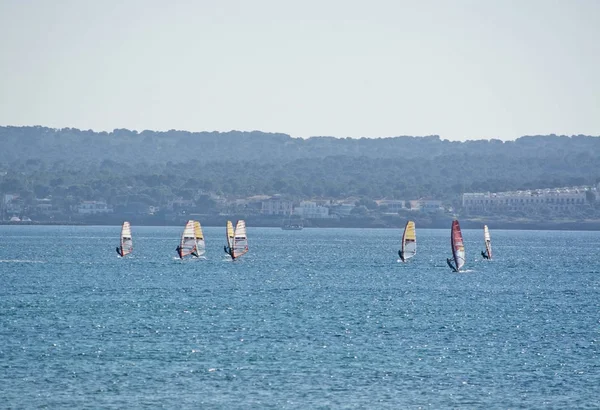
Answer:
[1,123,599,142]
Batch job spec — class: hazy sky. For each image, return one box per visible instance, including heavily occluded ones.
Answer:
[1,0,599,140]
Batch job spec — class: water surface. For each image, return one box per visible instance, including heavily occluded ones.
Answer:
[1,226,599,408]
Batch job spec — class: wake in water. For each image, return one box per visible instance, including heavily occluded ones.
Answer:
[452,269,476,273]
[172,256,207,261]
[0,259,45,264]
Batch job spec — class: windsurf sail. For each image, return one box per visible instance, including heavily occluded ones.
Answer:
[226,220,234,251]
[194,220,206,257]
[399,220,416,262]
[483,225,492,260]
[178,220,198,259]
[449,220,466,272]
[231,220,249,259]
[117,221,133,257]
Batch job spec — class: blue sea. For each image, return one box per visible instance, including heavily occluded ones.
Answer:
[1,225,599,409]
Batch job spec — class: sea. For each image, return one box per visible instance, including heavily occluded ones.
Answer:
[1,225,599,409]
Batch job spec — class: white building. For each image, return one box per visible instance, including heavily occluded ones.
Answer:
[34,198,56,215]
[261,197,293,215]
[419,199,443,213]
[3,194,22,215]
[295,201,330,219]
[376,200,405,212]
[77,200,112,215]
[463,187,589,213]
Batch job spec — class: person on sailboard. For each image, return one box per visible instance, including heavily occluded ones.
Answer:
[116,246,122,256]
[176,245,183,259]
[224,245,230,255]
[447,258,457,272]
[191,248,199,258]
[398,250,405,262]
[481,250,489,259]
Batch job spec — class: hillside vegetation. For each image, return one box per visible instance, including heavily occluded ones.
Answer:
[1,126,599,206]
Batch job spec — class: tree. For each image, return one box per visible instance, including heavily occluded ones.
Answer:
[351,205,369,216]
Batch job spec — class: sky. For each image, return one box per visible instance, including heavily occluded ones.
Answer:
[0,0,599,140]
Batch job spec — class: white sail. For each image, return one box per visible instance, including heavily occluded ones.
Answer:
[194,220,206,257]
[483,225,492,259]
[232,220,249,259]
[119,221,133,256]
[179,220,197,258]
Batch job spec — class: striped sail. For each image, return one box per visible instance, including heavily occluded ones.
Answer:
[194,220,206,257]
[179,220,197,258]
[226,220,234,249]
[120,221,133,256]
[451,220,466,271]
[483,225,492,260]
[232,220,249,259]
[400,220,416,261]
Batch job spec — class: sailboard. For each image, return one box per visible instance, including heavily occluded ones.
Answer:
[116,221,133,257]
[225,220,248,259]
[482,225,492,260]
[398,220,416,262]
[447,220,466,272]
[177,220,201,259]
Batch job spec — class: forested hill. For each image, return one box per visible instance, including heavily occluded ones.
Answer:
[1,126,599,167]
[0,126,599,201]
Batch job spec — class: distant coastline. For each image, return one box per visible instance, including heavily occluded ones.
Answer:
[2,218,599,231]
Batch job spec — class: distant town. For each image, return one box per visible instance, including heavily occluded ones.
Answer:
[2,183,599,230]
[1,127,599,229]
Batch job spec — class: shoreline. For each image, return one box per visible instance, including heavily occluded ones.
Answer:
[1,219,600,231]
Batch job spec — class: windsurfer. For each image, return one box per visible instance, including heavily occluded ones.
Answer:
[116,246,122,256]
[481,250,489,259]
[447,258,457,272]
[191,250,199,257]
[176,245,183,258]
[398,250,405,262]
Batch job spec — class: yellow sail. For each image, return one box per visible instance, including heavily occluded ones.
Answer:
[404,221,416,241]
[194,221,203,240]
[226,220,234,248]
[399,220,416,261]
